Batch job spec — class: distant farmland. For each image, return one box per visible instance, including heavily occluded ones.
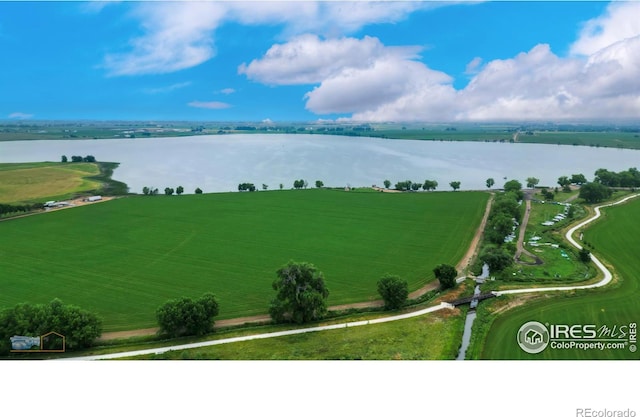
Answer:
[0,162,101,204]
[0,189,488,331]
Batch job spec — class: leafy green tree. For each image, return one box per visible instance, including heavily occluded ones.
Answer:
[579,247,591,263]
[156,293,219,338]
[176,186,184,195]
[480,247,513,272]
[395,180,412,191]
[195,187,203,194]
[526,177,540,189]
[61,155,68,163]
[423,179,438,191]
[262,184,268,191]
[71,155,83,162]
[0,299,101,354]
[411,182,421,191]
[570,174,587,185]
[449,181,461,191]
[579,182,612,203]
[433,264,457,289]
[269,261,329,324]
[503,179,523,199]
[486,212,515,244]
[377,275,409,310]
[238,183,256,192]
[486,178,495,189]
[315,180,324,188]
[558,176,571,188]
[279,183,284,190]
[383,179,391,189]
[142,186,150,195]
[83,155,96,163]
[164,187,174,195]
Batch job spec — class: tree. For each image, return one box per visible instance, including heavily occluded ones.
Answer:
[579,247,591,263]
[526,177,540,189]
[156,293,219,338]
[238,183,256,192]
[61,155,68,163]
[411,182,421,191]
[71,155,83,162]
[395,180,412,191]
[449,181,461,191]
[315,180,324,188]
[558,175,571,188]
[434,264,457,289]
[195,187,203,194]
[269,261,329,324]
[0,299,101,354]
[164,187,174,195]
[176,186,184,195]
[383,179,391,189]
[142,186,150,195]
[486,178,495,189]
[480,247,513,272]
[279,183,284,190]
[570,174,587,185]
[423,180,438,191]
[262,184,268,191]
[83,155,96,163]
[579,182,612,203]
[377,275,408,310]
[293,179,306,189]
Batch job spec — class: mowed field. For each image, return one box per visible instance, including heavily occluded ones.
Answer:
[479,197,640,359]
[0,162,101,204]
[0,189,488,331]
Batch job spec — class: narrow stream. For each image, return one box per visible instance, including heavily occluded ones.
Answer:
[456,264,490,360]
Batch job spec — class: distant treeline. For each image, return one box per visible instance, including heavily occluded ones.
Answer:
[62,155,96,162]
[595,168,640,187]
[0,203,42,216]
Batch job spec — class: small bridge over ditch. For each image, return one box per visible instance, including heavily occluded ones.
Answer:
[448,292,498,307]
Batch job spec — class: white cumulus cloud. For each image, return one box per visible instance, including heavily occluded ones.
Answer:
[103,2,225,76]
[102,1,437,77]
[570,2,640,56]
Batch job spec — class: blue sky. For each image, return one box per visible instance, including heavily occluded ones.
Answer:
[1,1,639,122]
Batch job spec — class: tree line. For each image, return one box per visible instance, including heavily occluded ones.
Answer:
[61,155,96,163]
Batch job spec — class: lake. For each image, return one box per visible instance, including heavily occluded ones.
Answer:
[1,134,639,194]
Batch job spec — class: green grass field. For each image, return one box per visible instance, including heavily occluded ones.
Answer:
[139,308,465,360]
[0,189,488,332]
[477,196,640,359]
[0,162,101,204]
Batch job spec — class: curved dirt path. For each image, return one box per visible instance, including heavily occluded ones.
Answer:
[99,193,495,341]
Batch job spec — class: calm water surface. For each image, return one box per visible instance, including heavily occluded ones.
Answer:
[1,135,639,194]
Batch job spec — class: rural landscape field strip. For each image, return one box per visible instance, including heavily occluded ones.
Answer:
[0,190,488,331]
[61,303,454,360]
[0,162,101,204]
[480,194,640,359]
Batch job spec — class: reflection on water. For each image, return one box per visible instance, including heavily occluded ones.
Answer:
[1,134,639,194]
